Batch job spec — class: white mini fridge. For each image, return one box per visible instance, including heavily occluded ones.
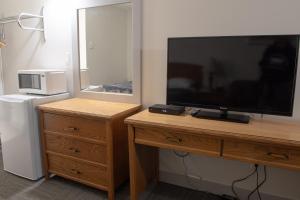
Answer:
[0,93,69,180]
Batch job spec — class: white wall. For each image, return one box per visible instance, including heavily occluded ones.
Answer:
[0,50,3,95]
[142,0,300,199]
[0,0,73,94]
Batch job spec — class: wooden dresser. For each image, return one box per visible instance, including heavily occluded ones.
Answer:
[38,98,141,200]
[125,110,300,200]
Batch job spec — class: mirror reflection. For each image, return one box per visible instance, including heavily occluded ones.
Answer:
[78,3,133,94]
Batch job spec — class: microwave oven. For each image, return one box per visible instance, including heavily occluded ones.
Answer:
[18,69,67,95]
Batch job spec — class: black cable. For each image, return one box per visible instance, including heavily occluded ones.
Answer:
[173,151,203,191]
[231,164,258,200]
[174,151,268,200]
[257,168,262,200]
[247,167,261,200]
[247,166,267,200]
[173,151,190,178]
[173,151,189,158]
[173,151,190,177]
[261,166,267,195]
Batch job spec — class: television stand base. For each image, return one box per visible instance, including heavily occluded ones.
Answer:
[191,110,250,124]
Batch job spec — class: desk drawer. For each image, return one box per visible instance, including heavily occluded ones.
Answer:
[223,140,300,170]
[44,113,106,141]
[46,133,107,164]
[48,154,107,187]
[135,127,221,156]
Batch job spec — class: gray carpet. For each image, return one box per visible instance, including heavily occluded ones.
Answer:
[0,146,225,200]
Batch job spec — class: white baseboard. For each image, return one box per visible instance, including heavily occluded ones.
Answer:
[159,170,291,200]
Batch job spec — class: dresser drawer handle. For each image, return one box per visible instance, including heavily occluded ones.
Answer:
[63,127,80,132]
[166,136,183,144]
[71,169,81,175]
[69,147,80,153]
[267,152,289,160]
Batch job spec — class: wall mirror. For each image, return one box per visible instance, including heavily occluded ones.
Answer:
[72,0,141,104]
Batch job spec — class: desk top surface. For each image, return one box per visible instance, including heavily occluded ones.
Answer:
[39,98,141,119]
[125,110,300,147]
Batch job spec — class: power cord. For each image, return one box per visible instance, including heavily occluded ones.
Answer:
[231,164,267,200]
[173,151,203,191]
[257,167,261,199]
[173,150,190,158]
[173,151,190,178]
[231,164,258,199]
[173,150,268,200]
[247,165,267,200]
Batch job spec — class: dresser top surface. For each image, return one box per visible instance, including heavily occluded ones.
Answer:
[126,110,300,146]
[39,98,141,119]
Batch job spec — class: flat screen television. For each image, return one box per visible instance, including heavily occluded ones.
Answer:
[167,35,299,122]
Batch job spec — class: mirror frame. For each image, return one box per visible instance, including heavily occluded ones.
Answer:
[72,0,141,104]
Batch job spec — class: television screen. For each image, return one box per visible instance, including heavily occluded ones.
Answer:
[167,35,299,116]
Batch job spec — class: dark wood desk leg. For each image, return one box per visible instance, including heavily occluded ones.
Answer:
[128,125,158,200]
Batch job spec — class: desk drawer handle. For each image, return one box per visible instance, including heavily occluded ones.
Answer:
[166,136,183,144]
[71,169,81,175]
[69,147,80,153]
[267,152,289,160]
[63,127,80,132]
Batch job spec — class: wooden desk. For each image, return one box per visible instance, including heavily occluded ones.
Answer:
[125,110,300,200]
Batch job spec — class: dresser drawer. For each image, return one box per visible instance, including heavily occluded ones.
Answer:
[223,140,300,170]
[135,127,221,156]
[44,113,106,141]
[48,154,107,187]
[46,133,107,164]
